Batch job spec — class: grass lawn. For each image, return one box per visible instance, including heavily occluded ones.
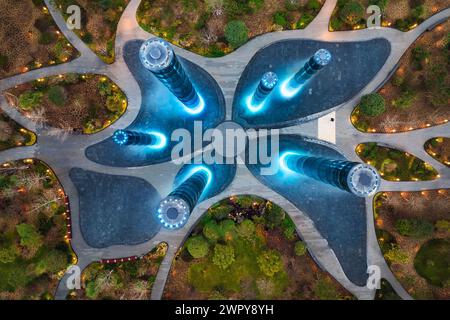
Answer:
[137,0,324,57]
[164,195,353,300]
[5,74,127,134]
[68,243,167,300]
[374,190,450,299]
[0,159,75,299]
[356,143,438,181]
[0,111,36,151]
[53,0,130,64]
[330,0,449,31]
[425,137,450,167]
[0,0,79,79]
[351,19,449,133]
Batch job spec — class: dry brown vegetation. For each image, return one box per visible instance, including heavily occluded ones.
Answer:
[54,0,130,63]
[0,111,36,151]
[352,19,450,133]
[425,137,450,167]
[0,0,79,79]
[375,190,450,299]
[5,74,127,134]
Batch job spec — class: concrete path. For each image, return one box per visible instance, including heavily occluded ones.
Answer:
[0,0,448,301]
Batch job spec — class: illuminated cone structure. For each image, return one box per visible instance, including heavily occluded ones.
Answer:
[113,130,157,146]
[157,169,211,229]
[252,71,278,105]
[283,154,380,197]
[139,38,200,110]
[287,49,332,89]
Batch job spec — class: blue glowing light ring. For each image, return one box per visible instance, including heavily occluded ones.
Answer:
[183,94,205,115]
[280,78,302,98]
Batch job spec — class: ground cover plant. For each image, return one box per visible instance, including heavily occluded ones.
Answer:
[164,195,353,300]
[425,137,450,167]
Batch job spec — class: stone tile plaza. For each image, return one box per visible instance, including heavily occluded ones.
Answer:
[0,0,449,306]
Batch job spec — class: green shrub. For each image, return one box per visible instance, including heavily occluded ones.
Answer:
[313,277,341,300]
[16,223,43,253]
[35,250,67,275]
[392,89,416,109]
[237,219,256,239]
[257,250,283,277]
[81,32,94,44]
[212,244,235,270]
[412,46,429,63]
[339,1,364,25]
[224,20,249,48]
[18,92,43,110]
[0,246,17,264]
[281,217,297,241]
[306,0,321,11]
[435,220,450,233]
[203,221,221,242]
[48,86,66,107]
[384,243,408,265]
[359,93,386,117]
[297,12,314,28]
[208,203,232,221]
[263,202,285,228]
[294,241,307,256]
[329,17,343,30]
[273,11,288,28]
[186,236,209,258]
[395,219,434,238]
[219,219,237,241]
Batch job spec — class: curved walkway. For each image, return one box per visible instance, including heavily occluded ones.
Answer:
[0,0,448,301]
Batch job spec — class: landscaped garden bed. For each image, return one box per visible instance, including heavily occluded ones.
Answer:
[5,74,127,134]
[351,19,449,133]
[0,111,36,151]
[330,0,449,31]
[356,143,439,181]
[53,0,130,63]
[425,137,450,167]
[67,243,167,300]
[164,195,353,300]
[0,159,75,299]
[137,0,324,57]
[374,190,449,299]
[0,0,79,79]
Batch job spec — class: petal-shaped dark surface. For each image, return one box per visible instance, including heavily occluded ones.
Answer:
[86,40,226,167]
[246,135,367,285]
[70,168,161,248]
[233,38,391,129]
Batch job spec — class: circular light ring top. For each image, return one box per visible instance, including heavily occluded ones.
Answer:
[112,130,129,145]
[157,196,190,229]
[139,38,174,72]
[347,164,381,197]
[313,49,332,66]
[261,72,279,90]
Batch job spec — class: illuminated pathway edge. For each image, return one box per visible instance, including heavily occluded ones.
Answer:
[0,0,448,300]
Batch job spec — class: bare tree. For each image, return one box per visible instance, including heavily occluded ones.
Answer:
[26,107,47,128]
[27,188,61,216]
[200,29,218,46]
[206,0,224,16]
[380,115,402,131]
[17,171,46,192]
